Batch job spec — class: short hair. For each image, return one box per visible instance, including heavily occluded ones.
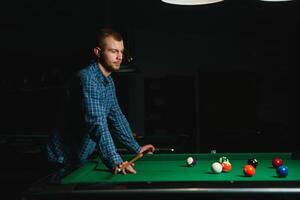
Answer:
[96,28,123,48]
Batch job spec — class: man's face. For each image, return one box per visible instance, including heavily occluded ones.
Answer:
[100,36,124,72]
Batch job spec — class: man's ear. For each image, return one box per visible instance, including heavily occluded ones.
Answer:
[93,47,101,58]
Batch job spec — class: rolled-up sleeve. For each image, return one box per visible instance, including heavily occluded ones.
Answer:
[107,81,141,154]
[80,75,123,169]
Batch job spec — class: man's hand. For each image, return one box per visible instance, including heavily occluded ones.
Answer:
[140,144,155,154]
[113,161,136,175]
[112,144,155,175]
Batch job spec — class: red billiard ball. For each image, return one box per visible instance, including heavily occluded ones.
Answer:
[243,164,255,177]
[272,157,283,168]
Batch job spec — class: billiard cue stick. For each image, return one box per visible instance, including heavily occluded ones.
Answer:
[154,148,175,152]
[118,152,144,172]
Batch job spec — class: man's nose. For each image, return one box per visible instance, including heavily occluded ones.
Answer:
[117,52,123,60]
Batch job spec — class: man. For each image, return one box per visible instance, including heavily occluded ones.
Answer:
[46,28,155,174]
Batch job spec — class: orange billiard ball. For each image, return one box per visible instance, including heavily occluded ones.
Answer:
[222,162,232,172]
[243,164,255,177]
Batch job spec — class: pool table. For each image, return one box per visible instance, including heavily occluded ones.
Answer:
[23,152,300,200]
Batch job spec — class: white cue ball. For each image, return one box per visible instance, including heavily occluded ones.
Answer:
[211,162,223,173]
[186,157,196,166]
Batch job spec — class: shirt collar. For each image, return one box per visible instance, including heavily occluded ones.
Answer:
[91,61,110,86]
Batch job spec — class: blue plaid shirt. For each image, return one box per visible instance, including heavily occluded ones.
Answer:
[46,62,141,170]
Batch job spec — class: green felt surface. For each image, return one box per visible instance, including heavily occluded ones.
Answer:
[62,153,300,184]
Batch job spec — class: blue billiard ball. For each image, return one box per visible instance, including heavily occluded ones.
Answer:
[276,165,288,177]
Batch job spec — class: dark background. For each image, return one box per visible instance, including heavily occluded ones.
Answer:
[0,0,297,199]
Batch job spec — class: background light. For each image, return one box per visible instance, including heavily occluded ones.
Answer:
[161,0,224,5]
[259,0,293,2]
